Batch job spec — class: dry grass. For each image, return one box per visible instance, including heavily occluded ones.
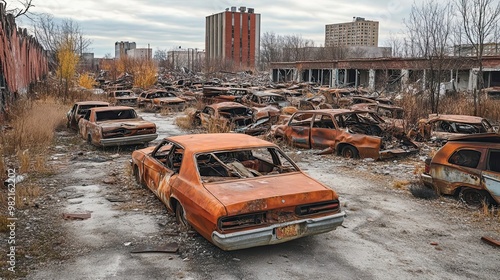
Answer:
[175,116,194,129]
[1,98,66,155]
[397,92,500,129]
[15,183,41,208]
[393,180,410,190]
[207,118,232,133]
[0,215,8,233]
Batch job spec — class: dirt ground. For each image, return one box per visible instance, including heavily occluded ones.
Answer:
[2,111,499,280]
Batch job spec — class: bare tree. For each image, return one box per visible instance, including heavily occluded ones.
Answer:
[1,0,33,18]
[260,32,283,69]
[404,0,455,113]
[32,14,92,71]
[154,48,168,70]
[456,0,500,115]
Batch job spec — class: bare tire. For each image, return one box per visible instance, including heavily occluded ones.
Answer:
[341,146,359,159]
[459,188,489,207]
[175,202,190,229]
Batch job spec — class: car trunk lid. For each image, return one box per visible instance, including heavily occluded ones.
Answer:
[203,173,334,216]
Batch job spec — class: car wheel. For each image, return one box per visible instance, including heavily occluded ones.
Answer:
[341,146,359,159]
[459,187,489,207]
[175,202,190,229]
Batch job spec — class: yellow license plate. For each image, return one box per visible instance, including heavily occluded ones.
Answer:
[276,224,300,239]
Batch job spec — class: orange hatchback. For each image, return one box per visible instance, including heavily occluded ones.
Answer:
[131,133,345,250]
[421,133,500,206]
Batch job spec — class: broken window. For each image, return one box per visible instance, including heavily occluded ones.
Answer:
[290,113,314,127]
[488,150,500,172]
[96,109,137,121]
[448,149,481,168]
[196,148,298,182]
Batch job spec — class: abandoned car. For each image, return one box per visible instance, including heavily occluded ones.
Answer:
[242,91,291,108]
[271,109,419,159]
[191,102,255,131]
[108,89,138,106]
[202,87,253,104]
[79,106,158,147]
[130,133,345,250]
[410,114,495,144]
[66,101,109,130]
[136,89,187,110]
[421,133,500,206]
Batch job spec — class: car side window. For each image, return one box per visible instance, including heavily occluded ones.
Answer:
[448,149,481,168]
[83,110,91,120]
[487,150,500,172]
[290,113,313,127]
[167,145,184,173]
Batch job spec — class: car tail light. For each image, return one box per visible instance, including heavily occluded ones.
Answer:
[218,212,266,231]
[295,200,340,216]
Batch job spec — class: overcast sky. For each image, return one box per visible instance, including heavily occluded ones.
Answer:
[15,0,413,57]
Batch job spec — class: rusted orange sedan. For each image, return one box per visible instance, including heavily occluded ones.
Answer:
[131,133,345,251]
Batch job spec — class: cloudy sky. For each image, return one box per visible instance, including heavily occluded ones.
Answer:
[14,0,413,57]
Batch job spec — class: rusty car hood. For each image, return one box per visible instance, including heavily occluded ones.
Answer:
[203,173,335,215]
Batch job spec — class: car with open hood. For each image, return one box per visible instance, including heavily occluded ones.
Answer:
[79,106,157,147]
[421,133,500,206]
[131,133,345,250]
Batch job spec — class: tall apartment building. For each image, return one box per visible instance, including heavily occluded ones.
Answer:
[115,41,136,59]
[325,17,379,47]
[205,6,260,69]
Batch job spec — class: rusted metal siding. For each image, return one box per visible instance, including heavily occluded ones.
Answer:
[0,3,48,118]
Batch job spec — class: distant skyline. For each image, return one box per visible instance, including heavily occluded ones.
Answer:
[13,0,414,57]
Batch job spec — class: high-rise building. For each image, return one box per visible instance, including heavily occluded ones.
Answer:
[115,41,136,59]
[325,17,379,47]
[205,7,260,69]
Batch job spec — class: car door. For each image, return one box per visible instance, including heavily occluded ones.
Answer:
[310,113,340,149]
[79,110,91,138]
[483,149,500,204]
[434,148,483,188]
[142,141,176,194]
[284,112,314,148]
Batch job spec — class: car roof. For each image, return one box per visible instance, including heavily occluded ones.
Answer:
[90,106,134,112]
[427,114,485,123]
[294,108,366,115]
[447,132,500,144]
[167,133,276,153]
[75,101,109,105]
[208,102,249,109]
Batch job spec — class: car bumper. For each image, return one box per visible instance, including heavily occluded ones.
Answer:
[211,211,345,251]
[421,173,433,187]
[100,134,158,147]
